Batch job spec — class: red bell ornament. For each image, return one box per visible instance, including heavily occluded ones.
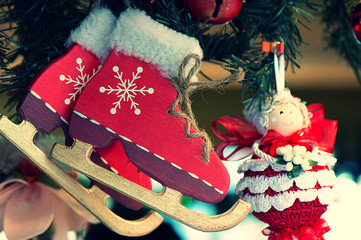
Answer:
[184,0,243,24]
[350,3,361,43]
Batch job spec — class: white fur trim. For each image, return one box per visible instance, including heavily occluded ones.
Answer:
[242,187,337,212]
[235,169,337,194]
[110,9,203,80]
[68,7,116,62]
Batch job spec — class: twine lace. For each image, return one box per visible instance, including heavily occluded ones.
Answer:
[169,53,244,162]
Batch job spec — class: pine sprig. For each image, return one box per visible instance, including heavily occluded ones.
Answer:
[224,0,320,109]
[0,0,320,113]
[321,0,361,85]
[0,0,92,113]
[132,0,205,37]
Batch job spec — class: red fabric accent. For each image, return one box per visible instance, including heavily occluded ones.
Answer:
[95,140,152,191]
[260,129,315,156]
[94,140,152,210]
[262,218,330,240]
[307,104,338,153]
[212,104,337,159]
[254,199,328,230]
[211,116,262,160]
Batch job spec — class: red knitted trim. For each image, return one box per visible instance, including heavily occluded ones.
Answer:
[244,165,329,178]
[244,166,284,177]
[253,198,328,230]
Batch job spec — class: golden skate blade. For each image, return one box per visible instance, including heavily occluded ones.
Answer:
[52,135,252,232]
[0,115,163,237]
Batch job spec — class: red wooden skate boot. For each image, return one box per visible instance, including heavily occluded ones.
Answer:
[69,9,230,204]
[17,7,116,134]
[17,8,150,210]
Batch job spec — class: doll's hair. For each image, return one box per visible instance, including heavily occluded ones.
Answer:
[243,88,310,135]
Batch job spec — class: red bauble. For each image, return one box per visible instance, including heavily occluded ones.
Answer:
[350,3,361,43]
[184,0,243,24]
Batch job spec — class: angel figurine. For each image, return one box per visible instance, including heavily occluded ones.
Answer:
[212,88,339,239]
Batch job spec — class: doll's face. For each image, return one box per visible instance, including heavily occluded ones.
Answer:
[268,103,304,136]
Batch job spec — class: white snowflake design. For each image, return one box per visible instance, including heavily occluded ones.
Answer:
[99,66,154,115]
[59,58,101,105]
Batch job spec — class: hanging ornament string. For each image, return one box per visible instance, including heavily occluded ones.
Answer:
[273,45,285,93]
[262,42,285,93]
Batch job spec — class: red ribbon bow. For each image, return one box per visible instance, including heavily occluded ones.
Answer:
[211,116,262,160]
[212,104,338,160]
[262,218,331,240]
[307,104,338,153]
[260,128,316,156]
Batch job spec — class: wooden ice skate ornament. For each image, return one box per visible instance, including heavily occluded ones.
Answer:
[0,115,163,237]
[0,115,251,233]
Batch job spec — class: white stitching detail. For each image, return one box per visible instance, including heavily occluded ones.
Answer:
[171,163,182,170]
[215,188,224,194]
[45,102,56,113]
[90,119,100,125]
[119,135,132,142]
[74,111,88,119]
[29,90,71,125]
[154,153,165,160]
[203,180,212,187]
[100,156,108,165]
[110,167,119,174]
[188,172,199,179]
[106,127,116,134]
[60,116,69,125]
[136,144,150,152]
[30,90,41,99]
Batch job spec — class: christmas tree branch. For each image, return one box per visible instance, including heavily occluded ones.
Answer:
[0,0,321,113]
[321,0,361,85]
[224,0,320,109]
[0,0,92,113]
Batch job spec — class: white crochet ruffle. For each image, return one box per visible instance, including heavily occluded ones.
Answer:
[242,187,337,212]
[238,152,336,173]
[235,169,337,194]
[238,158,284,173]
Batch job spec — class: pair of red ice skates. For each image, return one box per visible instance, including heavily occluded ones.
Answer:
[18,8,230,210]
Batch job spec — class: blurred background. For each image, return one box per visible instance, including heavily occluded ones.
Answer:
[0,6,360,240]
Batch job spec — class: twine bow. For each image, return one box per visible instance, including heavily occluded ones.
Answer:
[169,54,244,162]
